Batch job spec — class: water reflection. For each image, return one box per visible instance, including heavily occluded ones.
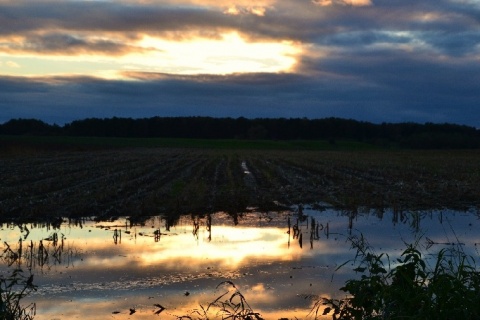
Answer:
[0,208,479,319]
[1,232,77,271]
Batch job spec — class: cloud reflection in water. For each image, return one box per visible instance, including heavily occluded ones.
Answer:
[1,209,478,319]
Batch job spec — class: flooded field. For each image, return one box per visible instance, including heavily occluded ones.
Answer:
[1,207,479,319]
[2,148,480,222]
[1,147,480,318]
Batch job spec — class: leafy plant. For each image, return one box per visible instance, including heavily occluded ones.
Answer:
[321,235,480,320]
[0,268,37,320]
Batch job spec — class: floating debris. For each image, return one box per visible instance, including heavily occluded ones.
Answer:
[154,304,165,315]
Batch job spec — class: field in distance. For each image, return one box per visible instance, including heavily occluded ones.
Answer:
[1,135,479,223]
[0,135,378,152]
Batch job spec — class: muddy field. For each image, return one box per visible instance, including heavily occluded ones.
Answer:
[1,147,479,222]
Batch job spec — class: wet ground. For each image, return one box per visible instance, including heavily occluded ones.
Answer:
[1,148,480,223]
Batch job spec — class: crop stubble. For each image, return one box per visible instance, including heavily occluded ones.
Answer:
[1,148,479,222]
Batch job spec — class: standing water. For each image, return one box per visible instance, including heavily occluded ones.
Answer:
[1,207,479,319]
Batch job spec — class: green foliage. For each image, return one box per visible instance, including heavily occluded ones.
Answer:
[0,269,37,320]
[322,235,480,319]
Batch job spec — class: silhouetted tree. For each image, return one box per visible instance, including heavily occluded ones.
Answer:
[2,116,479,149]
[0,119,60,135]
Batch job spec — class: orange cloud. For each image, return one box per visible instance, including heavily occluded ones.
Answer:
[224,5,267,16]
[313,0,372,6]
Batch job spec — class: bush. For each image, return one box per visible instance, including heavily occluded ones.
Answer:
[321,235,480,319]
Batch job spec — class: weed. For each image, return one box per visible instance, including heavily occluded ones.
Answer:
[178,281,264,320]
[321,234,480,319]
[0,268,37,320]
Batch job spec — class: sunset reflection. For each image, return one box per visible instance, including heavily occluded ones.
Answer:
[10,216,332,270]
[2,209,480,320]
[29,288,330,320]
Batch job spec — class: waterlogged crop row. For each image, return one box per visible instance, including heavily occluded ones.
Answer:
[1,149,480,222]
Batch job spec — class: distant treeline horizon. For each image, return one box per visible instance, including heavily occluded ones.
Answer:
[1,116,480,149]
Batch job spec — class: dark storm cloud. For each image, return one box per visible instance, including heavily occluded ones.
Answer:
[318,31,413,47]
[0,1,232,36]
[1,57,478,127]
[4,33,146,55]
[421,31,480,56]
[1,0,478,52]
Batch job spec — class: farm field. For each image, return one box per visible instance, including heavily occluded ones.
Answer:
[0,134,378,151]
[1,137,479,223]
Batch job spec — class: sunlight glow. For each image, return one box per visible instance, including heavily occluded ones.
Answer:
[0,32,300,79]
[25,286,320,320]
[224,5,267,16]
[80,225,315,270]
[135,32,299,75]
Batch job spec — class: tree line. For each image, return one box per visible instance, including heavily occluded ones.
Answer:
[1,116,479,149]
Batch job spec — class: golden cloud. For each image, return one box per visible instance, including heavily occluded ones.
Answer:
[313,0,372,6]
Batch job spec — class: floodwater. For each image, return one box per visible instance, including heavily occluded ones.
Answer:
[1,207,479,319]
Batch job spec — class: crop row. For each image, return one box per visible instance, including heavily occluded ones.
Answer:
[1,149,479,222]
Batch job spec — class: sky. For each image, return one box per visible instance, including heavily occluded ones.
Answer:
[0,0,479,126]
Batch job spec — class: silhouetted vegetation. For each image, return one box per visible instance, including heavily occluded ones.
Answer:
[320,235,480,320]
[1,117,479,149]
[177,281,264,319]
[0,269,37,320]
[0,119,61,136]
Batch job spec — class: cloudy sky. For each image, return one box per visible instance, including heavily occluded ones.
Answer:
[1,0,479,126]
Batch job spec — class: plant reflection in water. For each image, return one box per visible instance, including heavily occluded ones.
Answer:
[2,232,77,270]
[0,207,479,319]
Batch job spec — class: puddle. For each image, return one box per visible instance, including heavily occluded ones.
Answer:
[1,208,479,319]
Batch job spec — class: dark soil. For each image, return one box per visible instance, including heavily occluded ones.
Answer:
[1,148,479,223]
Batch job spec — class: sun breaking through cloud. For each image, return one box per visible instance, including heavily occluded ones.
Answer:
[133,32,299,76]
[1,31,299,79]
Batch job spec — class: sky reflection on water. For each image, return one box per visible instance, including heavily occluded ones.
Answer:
[1,208,479,319]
